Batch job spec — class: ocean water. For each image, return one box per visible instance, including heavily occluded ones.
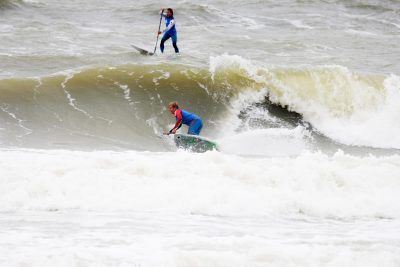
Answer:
[0,0,400,266]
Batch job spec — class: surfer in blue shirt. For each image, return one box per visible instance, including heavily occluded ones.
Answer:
[158,8,179,53]
[166,102,203,135]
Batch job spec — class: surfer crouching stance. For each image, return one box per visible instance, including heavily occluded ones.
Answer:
[158,8,179,53]
[166,102,203,135]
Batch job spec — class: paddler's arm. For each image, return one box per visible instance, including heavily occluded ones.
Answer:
[159,8,166,17]
[169,109,183,134]
[158,9,168,35]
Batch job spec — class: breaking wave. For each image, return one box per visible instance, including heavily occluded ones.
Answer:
[0,55,399,150]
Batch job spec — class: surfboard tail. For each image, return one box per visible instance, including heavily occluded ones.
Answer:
[131,45,154,56]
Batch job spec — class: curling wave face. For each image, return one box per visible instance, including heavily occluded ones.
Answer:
[0,55,399,151]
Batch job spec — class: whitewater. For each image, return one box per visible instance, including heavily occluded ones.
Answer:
[0,0,400,266]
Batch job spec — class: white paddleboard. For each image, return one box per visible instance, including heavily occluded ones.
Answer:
[131,45,154,56]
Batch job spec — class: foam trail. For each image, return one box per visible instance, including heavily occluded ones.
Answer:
[114,81,134,105]
[61,73,94,119]
[0,105,32,138]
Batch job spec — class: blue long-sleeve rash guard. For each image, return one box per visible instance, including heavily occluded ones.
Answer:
[160,11,177,35]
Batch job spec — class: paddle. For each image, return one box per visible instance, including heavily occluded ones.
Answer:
[153,10,163,54]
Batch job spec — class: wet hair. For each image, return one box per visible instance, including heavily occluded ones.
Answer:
[168,101,179,109]
[167,8,173,16]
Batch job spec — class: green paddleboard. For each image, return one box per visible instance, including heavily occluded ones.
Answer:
[174,134,218,153]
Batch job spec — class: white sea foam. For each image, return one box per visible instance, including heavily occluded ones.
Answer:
[1,210,399,267]
[0,149,399,219]
[218,127,310,156]
[0,148,400,267]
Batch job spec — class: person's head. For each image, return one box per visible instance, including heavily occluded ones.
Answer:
[166,8,173,18]
[168,101,179,114]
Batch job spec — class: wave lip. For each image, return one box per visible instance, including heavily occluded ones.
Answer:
[210,54,400,149]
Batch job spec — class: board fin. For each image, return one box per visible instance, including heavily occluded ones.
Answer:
[131,45,154,56]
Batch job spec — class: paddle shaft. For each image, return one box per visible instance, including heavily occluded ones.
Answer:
[154,12,163,54]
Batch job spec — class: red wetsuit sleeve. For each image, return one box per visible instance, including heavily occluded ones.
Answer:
[170,109,182,133]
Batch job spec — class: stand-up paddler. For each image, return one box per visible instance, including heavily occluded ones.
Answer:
[158,8,179,53]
